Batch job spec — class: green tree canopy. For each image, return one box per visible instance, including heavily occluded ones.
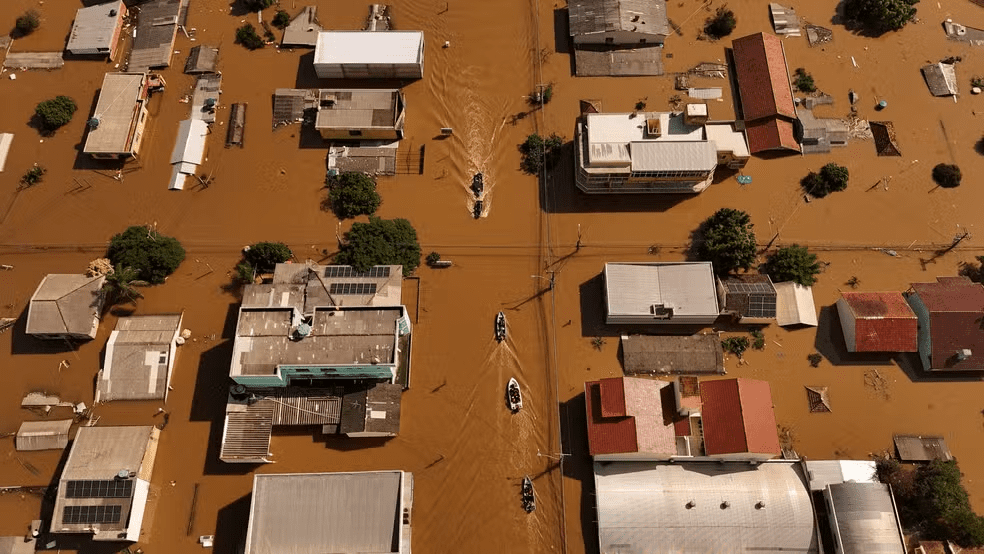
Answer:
[932,163,962,188]
[102,265,143,306]
[272,10,291,28]
[235,24,264,50]
[705,7,737,38]
[334,217,421,276]
[15,11,40,35]
[763,244,821,286]
[35,96,77,131]
[243,0,274,11]
[803,163,849,197]
[843,0,919,33]
[244,242,292,272]
[520,133,563,174]
[696,208,757,275]
[106,226,186,285]
[328,172,382,219]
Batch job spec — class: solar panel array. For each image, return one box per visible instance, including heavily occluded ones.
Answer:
[62,504,123,525]
[725,280,774,295]
[66,479,133,499]
[745,294,777,318]
[329,282,377,295]
[324,266,391,278]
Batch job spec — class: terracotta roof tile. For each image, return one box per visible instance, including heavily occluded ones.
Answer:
[598,377,626,417]
[585,381,637,456]
[744,118,800,153]
[910,277,984,370]
[840,292,918,352]
[732,32,796,121]
[700,378,780,456]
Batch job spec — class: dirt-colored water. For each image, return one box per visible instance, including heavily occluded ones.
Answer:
[3,0,984,552]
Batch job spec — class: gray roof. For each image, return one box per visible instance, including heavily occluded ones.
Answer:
[272,263,404,309]
[16,419,73,451]
[84,73,146,155]
[282,6,323,47]
[128,0,187,72]
[894,435,953,462]
[621,334,724,374]
[184,45,218,74]
[245,471,406,554]
[604,262,720,318]
[314,90,403,132]
[804,460,877,491]
[0,537,36,554]
[66,1,125,53]
[595,461,819,553]
[826,482,905,554]
[26,274,106,338]
[921,63,958,96]
[98,313,183,402]
[569,0,670,38]
[2,52,64,70]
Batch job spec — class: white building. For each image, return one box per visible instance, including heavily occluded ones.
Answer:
[314,31,424,80]
[603,262,719,325]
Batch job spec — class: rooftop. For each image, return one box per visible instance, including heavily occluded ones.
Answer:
[827,482,905,554]
[585,377,677,456]
[314,31,423,66]
[804,460,877,491]
[98,314,183,402]
[911,276,984,312]
[245,471,410,554]
[184,45,218,74]
[909,277,984,370]
[604,262,719,318]
[314,90,403,131]
[621,334,724,375]
[839,292,918,352]
[704,122,750,157]
[26,274,106,338]
[774,282,818,326]
[841,291,916,319]
[700,378,780,456]
[731,32,796,121]
[568,0,670,39]
[594,461,818,553]
[271,263,403,309]
[16,419,73,451]
[66,1,125,53]
[282,6,323,47]
[744,117,800,153]
[719,274,778,319]
[128,0,187,72]
[84,73,147,155]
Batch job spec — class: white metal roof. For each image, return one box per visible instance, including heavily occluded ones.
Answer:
[0,133,13,172]
[66,1,124,52]
[605,262,719,317]
[170,119,208,165]
[594,461,819,553]
[314,31,423,65]
[84,73,145,154]
[630,141,717,172]
[774,282,818,326]
[805,460,877,491]
[705,123,750,157]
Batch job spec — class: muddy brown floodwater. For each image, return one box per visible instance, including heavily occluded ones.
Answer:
[3,0,984,552]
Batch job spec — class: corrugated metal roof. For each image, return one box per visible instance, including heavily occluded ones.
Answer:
[700,378,780,456]
[594,461,819,553]
[921,63,958,96]
[827,482,905,554]
[245,471,405,554]
[128,0,186,72]
[66,1,124,53]
[314,31,423,65]
[169,119,208,165]
[621,334,724,374]
[15,419,72,451]
[314,90,401,130]
[894,435,953,462]
[184,45,218,74]
[630,140,717,172]
[568,0,670,39]
[221,411,273,462]
[805,460,876,491]
[604,262,719,318]
[0,133,13,172]
[26,274,106,338]
[775,282,818,326]
[732,32,796,121]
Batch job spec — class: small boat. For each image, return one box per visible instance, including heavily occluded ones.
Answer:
[471,172,484,197]
[506,377,523,413]
[495,311,506,342]
[848,89,859,105]
[521,475,536,513]
[473,200,483,219]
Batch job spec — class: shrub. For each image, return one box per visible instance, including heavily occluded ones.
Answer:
[243,242,292,272]
[972,76,984,89]
[722,336,750,357]
[802,163,849,197]
[520,133,563,174]
[426,251,441,265]
[932,163,962,188]
[705,7,737,38]
[328,172,382,219]
[272,10,291,28]
[750,330,766,350]
[542,85,553,104]
[235,261,256,284]
[807,353,823,367]
[764,244,821,286]
[635,100,647,111]
[696,208,757,275]
[794,68,816,93]
[334,217,421,276]
[15,11,40,35]
[21,165,45,187]
[106,226,186,285]
[843,0,919,33]
[235,24,264,50]
[35,96,78,131]
[243,0,274,11]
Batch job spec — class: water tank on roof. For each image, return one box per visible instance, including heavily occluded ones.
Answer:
[87,118,100,129]
[110,9,117,16]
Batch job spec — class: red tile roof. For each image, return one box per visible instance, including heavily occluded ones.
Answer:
[598,377,626,417]
[840,292,918,352]
[910,277,984,370]
[744,118,800,153]
[700,378,780,456]
[732,33,796,121]
[585,381,637,456]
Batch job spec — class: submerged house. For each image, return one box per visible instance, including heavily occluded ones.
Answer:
[65,1,128,60]
[314,89,406,140]
[26,274,106,341]
[313,31,424,80]
[699,378,781,460]
[836,292,918,353]
[603,262,720,325]
[717,274,778,324]
[96,313,184,402]
[128,0,187,72]
[568,0,670,76]
[220,263,411,463]
[50,426,160,542]
[84,73,150,160]
[731,32,800,154]
[906,276,984,371]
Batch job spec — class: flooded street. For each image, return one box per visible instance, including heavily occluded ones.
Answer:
[3,0,984,552]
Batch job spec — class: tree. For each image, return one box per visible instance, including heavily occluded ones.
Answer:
[20,165,45,187]
[235,24,264,50]
[102,265,143,305]
[843,0,919,33]
[243,242,292,272]
[236,261,256,284]
[15,11,40,36]
[272,10,291,28]
[334,217,421,276]
[243,0,274,11]
[764,244,821,286]
[107,226,186,285]
[802,163,849,197]
[722,336,750,357]
[705,7,737,38]
[794,68,816,93]
[426,251,441,265]
[519,133,563,175]
[932,163,962,188]
[327,172,381,219]
[696,208,757,275]
[35,96,78,131]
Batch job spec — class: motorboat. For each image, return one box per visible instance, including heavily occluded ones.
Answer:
[495,311,506,342]
[521,475,536,513]
[471,172,484,197]
[506,377,523,413]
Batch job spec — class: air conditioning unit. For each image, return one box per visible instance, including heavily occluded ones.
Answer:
[651,304,673,319]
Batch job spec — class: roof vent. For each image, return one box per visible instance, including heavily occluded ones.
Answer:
[957,349,973,361]
[755,501,766,510]
[87,118,100,129]
[109,9,118,16]
[651,304,673,319]
[720,501,730,509]
[116,469,129,479]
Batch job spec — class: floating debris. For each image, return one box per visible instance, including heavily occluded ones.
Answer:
[870,122,902,156]
[806,386,831,413]
[805,25,833,47]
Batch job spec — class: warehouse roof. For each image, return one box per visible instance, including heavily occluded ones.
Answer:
[314,31,423,65]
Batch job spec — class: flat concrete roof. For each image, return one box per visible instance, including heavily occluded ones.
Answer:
[314,90,401,130]
[314,31,423,65]
[67,1,124,53]
[84,73,146,155]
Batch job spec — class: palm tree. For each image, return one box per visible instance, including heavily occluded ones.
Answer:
[103,265,143,305]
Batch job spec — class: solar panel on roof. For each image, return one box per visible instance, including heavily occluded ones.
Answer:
[328,283,377,295]
[62,504,123,524]
[745,294,777,318]
[65,479,133,499]
[324,266,391,278]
